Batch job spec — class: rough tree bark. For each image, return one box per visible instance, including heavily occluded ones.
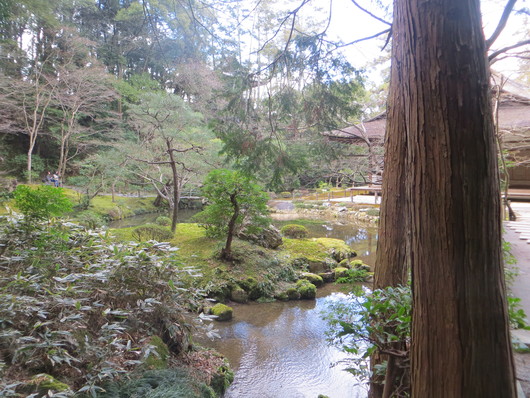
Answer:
[385,0,516,396]
[369,27,411,397]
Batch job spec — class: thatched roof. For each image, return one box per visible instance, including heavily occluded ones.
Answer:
[322,113,386,144]
[324,73,530,145]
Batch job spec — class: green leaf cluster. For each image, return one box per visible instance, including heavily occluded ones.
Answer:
[12,185,72,223]
[194,169,270,239]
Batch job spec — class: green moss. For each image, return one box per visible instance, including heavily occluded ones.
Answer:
[280,224,309,238]
[301,272,324,287]
[30,373,70,394]
[230,286,249,303]
[282,237,354,266]
[210,303,233,321]
[296,279,316,299]
[286,287,301,300]
[334,267,349,279]
[144,336,170,369]
[210,364,234,395]
[338,258,351,268]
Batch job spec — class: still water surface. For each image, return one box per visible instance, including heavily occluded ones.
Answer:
[199,284,368,398]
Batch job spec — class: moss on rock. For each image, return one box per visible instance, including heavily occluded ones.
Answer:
[301,272,324,287]
[230,286,249,303]
[334,267,349,280]
[210,303,233,321]
[210,364,235,395]
[28,374,71,395]
[280,224,309,238]
[144,336,170,369]
[286,287,301,300]
[296,279,316,299]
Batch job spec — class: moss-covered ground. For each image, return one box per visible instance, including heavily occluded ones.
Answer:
[109,221,362,304]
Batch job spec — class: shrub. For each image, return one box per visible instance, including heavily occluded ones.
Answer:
[280,224,309,239]
[325,285,412,389]
[280,191,292,198]
[132,223,174,242]
[155,216,172,226]
[12,185,72,223]
[0,219,207,396]
[335,267,371,283]
[365,208,380,217]
[75,210,105,229]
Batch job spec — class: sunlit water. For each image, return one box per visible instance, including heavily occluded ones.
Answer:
[197,284,367,398]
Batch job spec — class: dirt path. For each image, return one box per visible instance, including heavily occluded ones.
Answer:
[504,202,530,397]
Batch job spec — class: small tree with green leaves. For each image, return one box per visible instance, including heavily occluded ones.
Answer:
[194,169,270,261]
[12,185,72,225]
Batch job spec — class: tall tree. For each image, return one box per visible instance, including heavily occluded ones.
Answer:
[126,92,214,232]
[379,0,516,396]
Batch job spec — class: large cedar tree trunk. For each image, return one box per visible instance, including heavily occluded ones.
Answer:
[383,0,516,396]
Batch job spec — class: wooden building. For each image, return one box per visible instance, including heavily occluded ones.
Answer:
[323,73,530,195]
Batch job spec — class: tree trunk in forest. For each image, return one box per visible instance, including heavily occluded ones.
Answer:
[221,193,239,261]
[167,141,180,233]
[369,38,411,397]
[385,0,516,396]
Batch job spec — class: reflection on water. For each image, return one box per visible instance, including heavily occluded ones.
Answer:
[108,209,199,228]
[199,285,367,398]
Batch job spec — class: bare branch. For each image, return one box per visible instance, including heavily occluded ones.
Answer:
[489,39,530,62]
[349,0,392,26]
[486,0,518,49]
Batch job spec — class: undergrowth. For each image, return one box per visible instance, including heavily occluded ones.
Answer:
[0,214,214,397]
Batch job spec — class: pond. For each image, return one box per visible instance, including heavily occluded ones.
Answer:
[197,284,367,398]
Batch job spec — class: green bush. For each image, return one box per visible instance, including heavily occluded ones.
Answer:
[335,267,371,283]
[132,223,174,242]
[280,191,292,198]
[280,224,309,239]
[99,369,216,398]
[325,285,412,387]
[12,185,72,223]
[365,208,380,217]
[75,210,105,229]
[155,216,172,226]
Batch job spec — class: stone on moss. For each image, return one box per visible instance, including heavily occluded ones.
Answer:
[210,303,233,321]
[144,335,170,369]
[301,272,324,287]
[230,286,249,303]
[296,279,316,299]
[334,267,349,280]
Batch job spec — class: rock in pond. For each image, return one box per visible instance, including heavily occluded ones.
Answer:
[210,303,233,321]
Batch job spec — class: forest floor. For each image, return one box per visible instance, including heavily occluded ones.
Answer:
[504,202,530,397]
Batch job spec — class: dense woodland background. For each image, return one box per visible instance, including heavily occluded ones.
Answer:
[0,0,397,202]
